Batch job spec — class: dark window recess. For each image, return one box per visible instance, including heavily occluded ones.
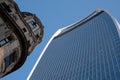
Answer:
[22,14,27,17]
[22,28,27,32]
[7,36,12,42]
[35,34,39,40]
[4,52,16,67]
[0,36,12,47]
[2,2,12,12]
[28,21,37,30]
[27,40,31,47]
[4,55,11,67]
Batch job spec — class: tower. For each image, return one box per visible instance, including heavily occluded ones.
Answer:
[0,0,44,77]
[28,9,120,80]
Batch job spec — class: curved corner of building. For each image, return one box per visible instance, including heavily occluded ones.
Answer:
[0,0,44,78]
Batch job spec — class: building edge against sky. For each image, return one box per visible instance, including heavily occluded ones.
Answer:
[27,9,120,80]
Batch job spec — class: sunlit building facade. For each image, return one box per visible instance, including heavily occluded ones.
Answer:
[28,9,120,80]
[0,0,44,77]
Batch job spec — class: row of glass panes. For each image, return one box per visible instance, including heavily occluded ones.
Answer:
[0,37,11,47]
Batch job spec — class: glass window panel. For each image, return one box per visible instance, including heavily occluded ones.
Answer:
[28,21,37,30]
[4,51,16,68]
[29,11,120,80]
[0,40,6,47]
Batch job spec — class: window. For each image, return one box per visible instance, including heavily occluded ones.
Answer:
[0,36,12,47]
[27,40,31,47]
[35,34,39,40]
[22,28,27,32]
[0,40,6,47]
[1,2,12,12]
[28,21,37,30]
[4,52,16,67]
[5,55,11,67]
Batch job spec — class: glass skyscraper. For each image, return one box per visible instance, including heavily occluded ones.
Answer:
[27,9,120,80]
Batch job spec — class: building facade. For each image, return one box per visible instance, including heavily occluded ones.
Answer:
[0,0,44,77]
[27,9,120,80]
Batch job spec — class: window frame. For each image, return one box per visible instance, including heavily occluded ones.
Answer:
[35,34,39,40]
[4,51,16,68]
[28,20,37,30]
[22,28,27,33]
[0,36,12,47]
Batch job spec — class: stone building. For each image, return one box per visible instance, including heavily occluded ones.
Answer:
[0,0,44,77]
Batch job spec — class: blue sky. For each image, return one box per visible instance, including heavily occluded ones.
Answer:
[1,0,120,80]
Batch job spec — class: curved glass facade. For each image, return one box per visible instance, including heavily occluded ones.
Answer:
[29,10,120,80]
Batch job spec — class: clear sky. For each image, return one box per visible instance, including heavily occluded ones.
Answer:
[1,0,120,80]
